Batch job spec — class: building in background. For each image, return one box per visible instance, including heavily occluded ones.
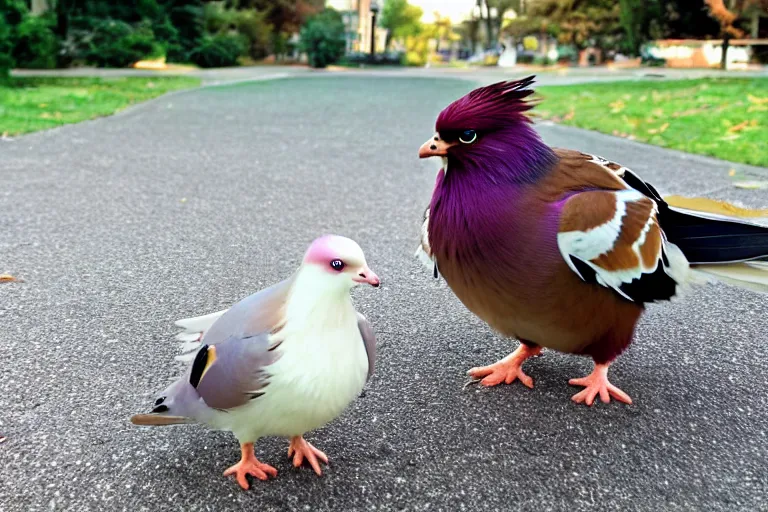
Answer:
[326,0,386,54]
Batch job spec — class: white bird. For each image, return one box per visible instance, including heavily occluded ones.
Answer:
[131,235,380,489]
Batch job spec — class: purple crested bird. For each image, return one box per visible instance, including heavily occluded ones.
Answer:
[416,77,768,406]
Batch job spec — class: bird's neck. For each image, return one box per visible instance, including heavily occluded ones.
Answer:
[284,268,355,331]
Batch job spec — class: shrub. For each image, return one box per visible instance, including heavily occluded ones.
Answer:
[166,2,205,63]
[13,14,59,69]
[84,19,158,68]
[189,33,245,68]
[299,8,345,69]
[0,13,13,78]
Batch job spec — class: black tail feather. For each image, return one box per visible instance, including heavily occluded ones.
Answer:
[621,169,768,265]
[659,208,768,264]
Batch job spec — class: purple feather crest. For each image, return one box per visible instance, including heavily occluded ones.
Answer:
[436,76,538,134]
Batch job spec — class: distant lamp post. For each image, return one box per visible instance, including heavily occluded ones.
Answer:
[370,1,380,60]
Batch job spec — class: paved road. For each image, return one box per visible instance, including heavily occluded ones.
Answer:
[2,76,767,512]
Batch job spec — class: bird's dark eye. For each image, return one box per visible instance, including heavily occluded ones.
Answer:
[459,129,477,144]
[330,259,345,271]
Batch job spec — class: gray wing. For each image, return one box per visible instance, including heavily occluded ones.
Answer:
[192,331,279,410]
[202,274,295,344]
[357,313,376,381]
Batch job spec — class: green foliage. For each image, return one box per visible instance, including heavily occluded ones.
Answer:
[299,8,345,69]
[83,19,158,67]
[529,0,622,50]
[13,14,59,69]
[189,33,245,67]
[380,0,423,47]
[618,0,662,55]
[164,0,205,62]
[0,13,13,78]
[202,2,271,60]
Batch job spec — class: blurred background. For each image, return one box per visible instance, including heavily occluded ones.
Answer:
[1,1,766,166]
[1,0,766,73]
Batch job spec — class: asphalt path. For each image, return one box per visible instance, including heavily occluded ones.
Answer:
[2,76,767,511]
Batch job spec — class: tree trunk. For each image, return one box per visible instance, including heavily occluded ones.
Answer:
[720,33,729,70]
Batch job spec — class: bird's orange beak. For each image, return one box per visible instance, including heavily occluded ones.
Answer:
[419,133,456,158]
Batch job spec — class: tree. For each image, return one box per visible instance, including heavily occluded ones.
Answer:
[618,0,662,55]
[705,0,768,69]
[530,0,622,51]
[299,7,345,68]
[379,0,423,49]
[486,0,522,42]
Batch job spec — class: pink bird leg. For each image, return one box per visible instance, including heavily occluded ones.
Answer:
[569,362,633,406]
[288,436,328,476]
[223,443,278,490]
[468,343,542,388]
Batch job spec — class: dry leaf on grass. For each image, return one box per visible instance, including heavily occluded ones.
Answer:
[747,105,767,113]
[727,120,750,133]
[562,109,575,121]
[747,94,768,105]
[0,274,22,283]
[721,134,741,141]
[648,122,670,134]
[609,100,625,113]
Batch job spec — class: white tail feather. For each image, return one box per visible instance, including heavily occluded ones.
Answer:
[692,261,768,294]
[173,309,229,361]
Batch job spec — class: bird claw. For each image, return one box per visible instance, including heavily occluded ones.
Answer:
[223,443,277,490]
[569,363,632,406]
[288,437,328,476]
[466,344,541,388]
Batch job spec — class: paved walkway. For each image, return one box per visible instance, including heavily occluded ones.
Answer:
[12,62,768,87]
[1,75,767,511]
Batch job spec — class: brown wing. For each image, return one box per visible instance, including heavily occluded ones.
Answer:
[557,184,681,304]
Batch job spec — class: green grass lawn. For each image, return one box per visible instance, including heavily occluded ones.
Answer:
[0,76,201,136]
[535,78,768,167]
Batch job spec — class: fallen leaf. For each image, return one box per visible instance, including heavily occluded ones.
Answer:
[733,181,768,190]
[747,104,768,113]
[749,119,759,127]
[609,100,625,113]
[651,108,664,117]
[747,94,768,105]
[728,169,736,176]
[721,134,741,141]
[562,109,575,121]
[727,120,750,133]
[672,105,710,118]
[659,122,669,133]
[0,274,22,283]
[180,197,187,203]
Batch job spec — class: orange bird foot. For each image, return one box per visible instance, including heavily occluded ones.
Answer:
[467,344,542,388]
[288,436,328,476]
[569,363,632,406]
[223,442,278,490]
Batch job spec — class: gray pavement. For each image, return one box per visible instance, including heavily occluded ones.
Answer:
[1,76,768,512]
